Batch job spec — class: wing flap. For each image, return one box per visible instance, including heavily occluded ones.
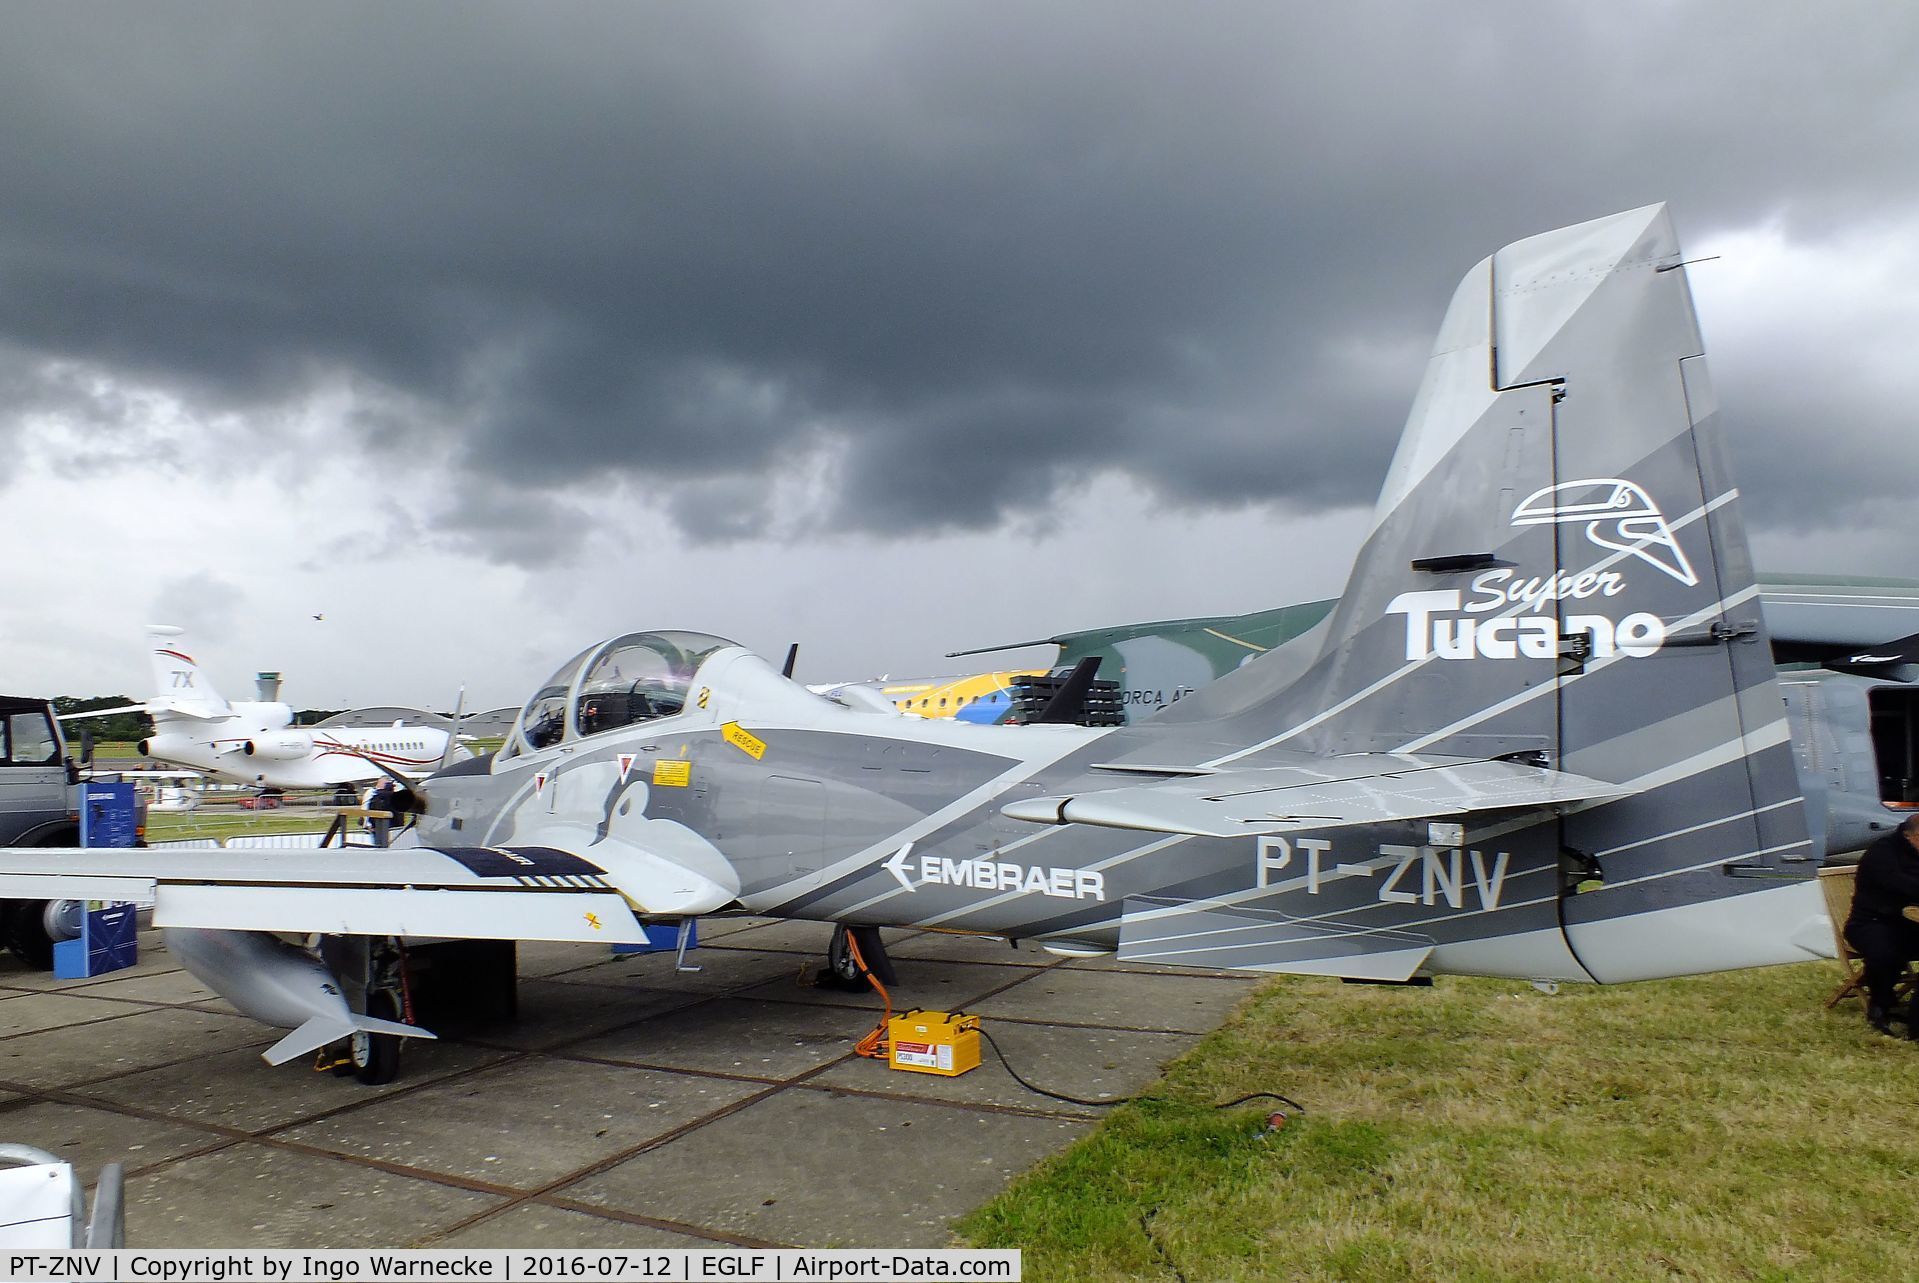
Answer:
[1003,754,1631,838]
[0,844,609,887]
[0,840,733,923]
[1116,896,1434,980]
[155,885,650,943]
[0,875,159,905]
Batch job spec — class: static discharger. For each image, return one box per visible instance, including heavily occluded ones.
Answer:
[886,1010,981,1077]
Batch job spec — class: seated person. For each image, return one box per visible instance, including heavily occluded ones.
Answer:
[1845,813,1919,1038]
[525,707,565,749]
[578,694,629,737]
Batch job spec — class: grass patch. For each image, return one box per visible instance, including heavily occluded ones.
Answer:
[145,810,336,844]
[959,963,1919,1281]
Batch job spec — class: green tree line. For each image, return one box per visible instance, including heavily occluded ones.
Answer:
[50,695,148,743]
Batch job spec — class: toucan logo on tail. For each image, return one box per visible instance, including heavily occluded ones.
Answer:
[1510,478,1698,587]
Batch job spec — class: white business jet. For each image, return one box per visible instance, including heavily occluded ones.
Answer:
[64,626,467,789]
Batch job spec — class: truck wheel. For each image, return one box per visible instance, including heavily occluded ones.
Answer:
[350,991,404,1086]
[4,901,55,971]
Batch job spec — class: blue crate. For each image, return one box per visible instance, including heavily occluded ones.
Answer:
[613,920,698,956]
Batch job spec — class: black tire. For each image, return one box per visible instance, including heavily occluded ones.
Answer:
[825,925,868,991]
[826,924,896,991]
[4,901,55,971]
[350,990,404,1086]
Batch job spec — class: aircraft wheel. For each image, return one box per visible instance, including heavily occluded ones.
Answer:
[825,925,895,992]
[825,925,867,991]
[349,991,403,1086]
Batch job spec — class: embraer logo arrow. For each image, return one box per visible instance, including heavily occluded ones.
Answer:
[882,844,916,892]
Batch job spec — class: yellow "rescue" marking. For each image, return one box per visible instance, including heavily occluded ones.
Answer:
[653,760,693,787]
[585,912,603,931]
[722,722,766,760]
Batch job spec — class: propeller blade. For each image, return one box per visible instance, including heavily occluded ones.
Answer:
[437,685,467,772]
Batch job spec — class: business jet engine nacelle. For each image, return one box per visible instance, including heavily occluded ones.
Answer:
[244,731,314,762]
[138,731,196,760]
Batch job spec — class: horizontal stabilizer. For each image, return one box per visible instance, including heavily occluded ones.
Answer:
[1832,629,1919,671]
[262,1013,437,1066]
[1003,754,1630,838]
[944,636,1058,658]
[1117,896,1434,980]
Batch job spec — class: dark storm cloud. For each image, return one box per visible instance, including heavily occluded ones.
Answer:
[1,3,1914,558]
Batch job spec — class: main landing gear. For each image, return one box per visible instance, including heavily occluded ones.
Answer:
[321,936,409,1085]
[825,924,897,992]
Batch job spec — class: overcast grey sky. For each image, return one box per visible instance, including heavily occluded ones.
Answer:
[2,2,1915,711]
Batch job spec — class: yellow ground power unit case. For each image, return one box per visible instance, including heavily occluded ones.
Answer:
[886,1011,980,1077]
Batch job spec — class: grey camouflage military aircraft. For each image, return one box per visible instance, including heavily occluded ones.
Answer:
[0,204,1835,1078]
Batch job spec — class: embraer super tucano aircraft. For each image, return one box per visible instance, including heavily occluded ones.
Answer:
[0,205,1830,1080]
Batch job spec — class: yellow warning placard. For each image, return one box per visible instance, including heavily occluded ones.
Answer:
[722,722,766,760]
[652,759,692,787]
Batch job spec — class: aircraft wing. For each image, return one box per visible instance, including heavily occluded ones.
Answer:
[56,704,150,722]
[1762,577,1919,665]
[1773,627,1919,671]
[62,697,233,722]
[0,841,733,942]
[1001,754,1630,839]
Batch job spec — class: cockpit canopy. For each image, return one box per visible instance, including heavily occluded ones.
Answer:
[502,631,736,760]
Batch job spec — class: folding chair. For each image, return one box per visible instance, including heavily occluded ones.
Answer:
[1819,864,1919,1009]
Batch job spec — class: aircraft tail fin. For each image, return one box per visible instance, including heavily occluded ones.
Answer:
[1161,204,1813,980]
[144,625,231,719]
[1025,657,1103,725]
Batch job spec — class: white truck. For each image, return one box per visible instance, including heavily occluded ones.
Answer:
[0,696,141,967]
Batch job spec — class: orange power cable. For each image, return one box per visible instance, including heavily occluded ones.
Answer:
[846,931,893,1060]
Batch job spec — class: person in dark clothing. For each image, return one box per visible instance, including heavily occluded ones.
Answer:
[366,779,402,846]
[1844,814,1919,1037]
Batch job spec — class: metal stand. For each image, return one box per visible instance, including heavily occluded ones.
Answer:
[674,918,701,972]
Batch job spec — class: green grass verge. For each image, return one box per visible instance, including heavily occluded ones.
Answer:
[959,963,1919,1281]
[145,810,337,844]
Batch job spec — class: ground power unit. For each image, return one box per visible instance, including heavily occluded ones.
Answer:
[886,1011,980,1077]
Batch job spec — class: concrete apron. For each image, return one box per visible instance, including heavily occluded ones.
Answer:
[0,920,1257,1248]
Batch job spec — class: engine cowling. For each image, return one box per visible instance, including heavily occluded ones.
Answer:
[243,731,314,761]
[140,731,195,761]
